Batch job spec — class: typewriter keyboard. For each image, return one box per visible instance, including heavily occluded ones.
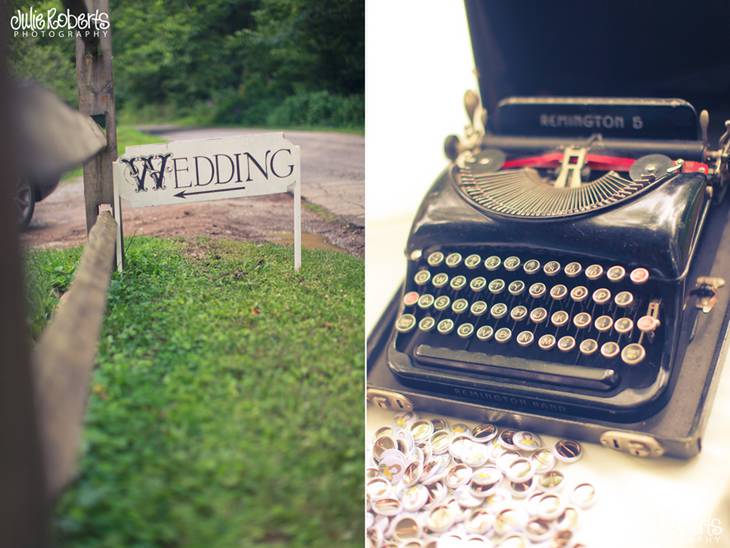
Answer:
[395,248,667,392]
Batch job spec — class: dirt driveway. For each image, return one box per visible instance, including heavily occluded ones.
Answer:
[21,128,364,256]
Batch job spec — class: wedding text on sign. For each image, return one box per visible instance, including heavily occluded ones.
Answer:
[112,133,302,270]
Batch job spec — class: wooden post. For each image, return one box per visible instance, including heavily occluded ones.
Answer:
[0,7,50,545]
[75,0,118,242]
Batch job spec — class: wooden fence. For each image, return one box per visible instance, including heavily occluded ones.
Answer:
[0,1,118,545]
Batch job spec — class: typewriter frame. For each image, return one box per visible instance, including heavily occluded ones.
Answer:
[367,188,730,458]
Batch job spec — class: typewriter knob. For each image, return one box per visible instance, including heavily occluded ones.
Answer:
[444,134,461,161]
[464,89,481,125]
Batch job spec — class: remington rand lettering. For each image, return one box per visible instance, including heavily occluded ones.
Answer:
[385,92,730,423]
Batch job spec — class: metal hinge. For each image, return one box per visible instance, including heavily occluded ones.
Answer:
[600,431,664,458]
[366,388,414,412]
[691,276,726,313]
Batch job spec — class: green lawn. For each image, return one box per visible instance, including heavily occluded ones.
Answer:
[62,126,167,181]
[26,237,364,547]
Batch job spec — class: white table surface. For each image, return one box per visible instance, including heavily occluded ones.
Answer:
[366,214,730,548]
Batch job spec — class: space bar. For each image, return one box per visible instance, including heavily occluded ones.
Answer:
[414,345,619,391]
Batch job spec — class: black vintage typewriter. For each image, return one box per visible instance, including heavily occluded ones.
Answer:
[386,93,730,422]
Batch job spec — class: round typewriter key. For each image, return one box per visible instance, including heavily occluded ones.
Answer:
[414,270,431,286]
[557,335,576,352]
[505,457,535,482]
[525,517,554,543]
[615,317,634,334]
[504,256,521,271]
[458,322,475,339]
[615,290,634,308]
[551,310,569,327]
[396,314,417,333]
[485,255,501,271]
[601,341,620,359]
[419,316,436,332]
[482,488,511,513]
[470,300,488,316]
[630,267,650,285]
[523,259,541,275]
[573,312,592,329]
[494,508,528,536]
[638,315,660,333]
[495,327,512,343]
[445,463,473,490]
[427,251,445,267]
[464,508,495,535]
[606,265,626,282]
[498,430,517,450]
[427,505,455,533]
[456,485,485,509]
[536,493,563,521]
[594,315,613,332]
[471,423,498,443]
[592,288,611,305]
[392,515,421,543]
[491,303,508,319]
[431,417,449,432]
[489,278,506,294]
[465,253,482,269]
[510,305,528,322]
[529,282,546,299]
[538,470,565,492]
[462,441,491,468]
[452,298,469,314]
[445,252,463,268]
[579,338,598,356]
[538,334,556,350]
[530,307,548,323]
[571,482,597,509]
[437,319,455,335]
[434,295,451,311]
[410,419,434,442]
[470,276,487,292]
[570,285,589,302]
[451,275,467,290]
[476,325,494,341]
[585,264,604,280]
[451,422,470,434]
[516,330,534,347]
[550,284,568,300]
[431,430,453,455]
[403,291,419,307]
[513,431,542,451]
[556,506,580,531]
[554,439,583,463]
[418,293,435,309]
[564,261,582,277]
[621,343,646,365]
[366,476,391,498]
[543,260,561,276]
[432,272,449,288]
[508,279,526,296]
[531,448,556,474]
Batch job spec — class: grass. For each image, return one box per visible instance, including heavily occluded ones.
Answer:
[61,126,167,181]
[26,237,364,547]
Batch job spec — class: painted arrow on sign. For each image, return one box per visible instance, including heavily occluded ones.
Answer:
[173,186,247,199]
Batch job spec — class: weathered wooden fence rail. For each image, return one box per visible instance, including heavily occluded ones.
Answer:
[32,211,117,497]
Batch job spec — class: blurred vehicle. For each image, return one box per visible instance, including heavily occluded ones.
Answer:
[16,174,60,229]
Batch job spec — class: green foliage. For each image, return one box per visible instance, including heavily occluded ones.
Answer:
[9,0,363,128]
[25,246,82,339]
[27,237,364,546]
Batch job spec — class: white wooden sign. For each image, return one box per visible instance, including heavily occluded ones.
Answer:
[112,132,301,271]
